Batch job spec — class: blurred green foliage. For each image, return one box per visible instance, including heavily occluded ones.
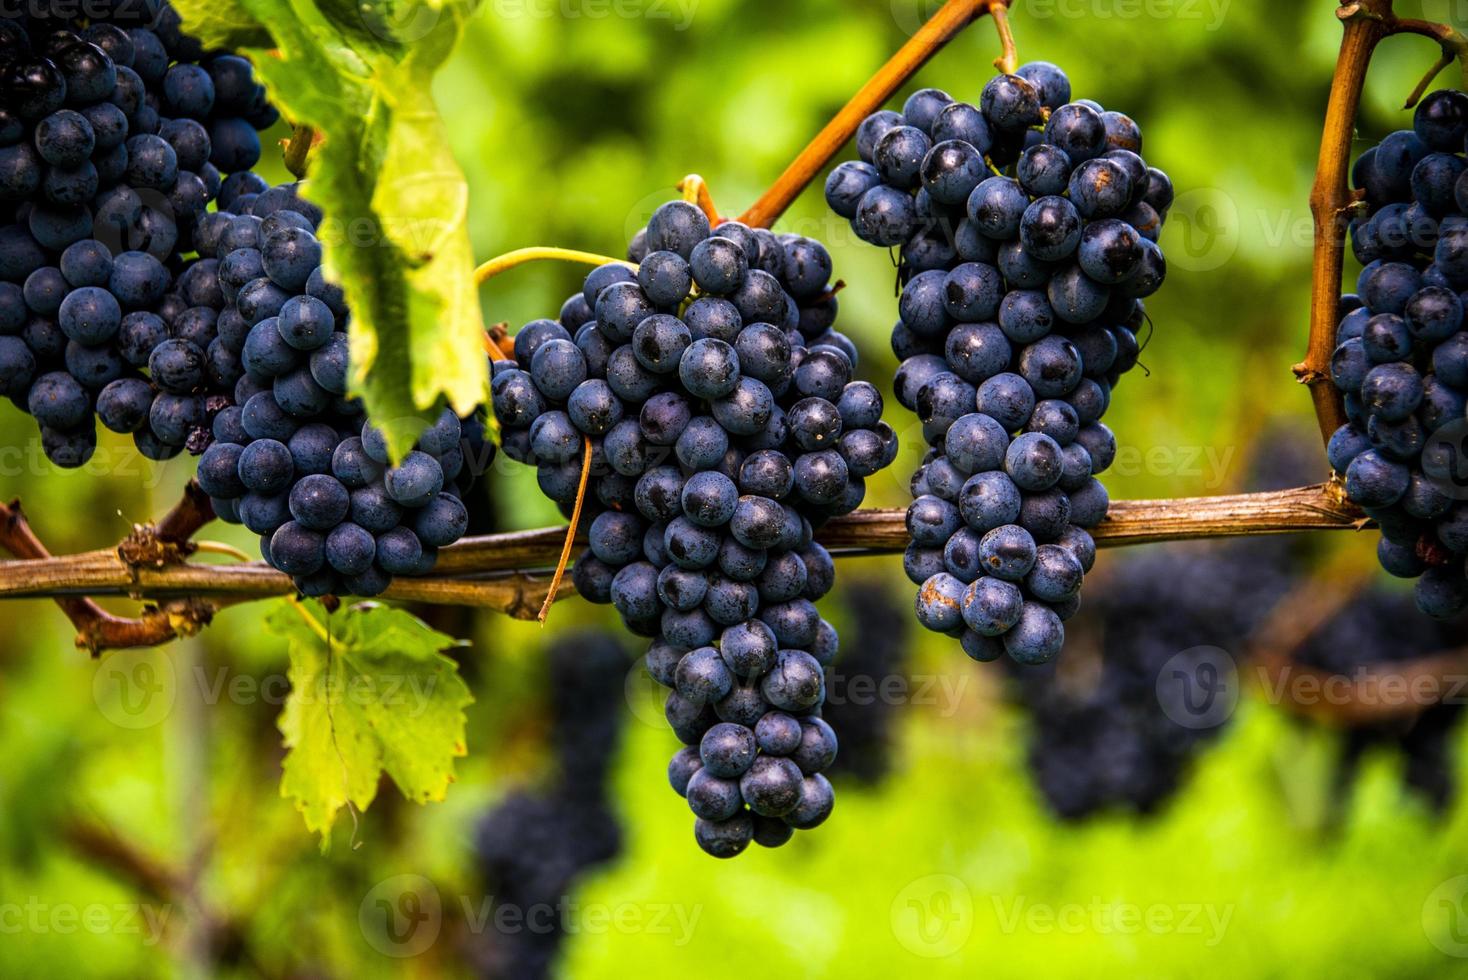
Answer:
[3,0,1468,976]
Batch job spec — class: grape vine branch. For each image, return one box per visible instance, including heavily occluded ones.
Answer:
[1,0,1457,673]
[0,483,1364,620]
[1299,0,1467,448]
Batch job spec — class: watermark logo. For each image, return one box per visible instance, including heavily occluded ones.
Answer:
[91,185,180,259]
[1393,1,1468,24]
[1423,875,1468,957]
[359,875,443,958]
[895,430,1241,495]
[891,874,973,957]
[0,437,183,488]
[358,0,445,44]
[1156,646,1237,730]
[891,0,1232,44]
[1163,187,1240,272]
[93,650,176,730]
[624,656,674,732]
[1255,664,1468,711]
[889,0,948,37]
[1423,420,1468,502]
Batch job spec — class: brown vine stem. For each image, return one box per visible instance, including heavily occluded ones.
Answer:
[990,0,1019,74]
[1394,18,1468,106]
[1301,0,1396,449]
[437,484,1361,570]
[482,324,515,361]
[1245,553,1468,724]
[155,479,216,543]
[0,496,218,656]
[1302,1,1468,448]
[737,0,997,229]
[537,436,593,624]
[62,819,281,979]
[282,124,316,180]
[1403,48,1457,110]
[0,486,1364,630]
[0,544,570,617]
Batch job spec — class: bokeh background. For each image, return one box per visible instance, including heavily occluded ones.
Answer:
[4,0,1468,976]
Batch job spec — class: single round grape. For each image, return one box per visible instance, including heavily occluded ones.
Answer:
[676,647,735,705]
[739,755,803,817]
[693,813,753,859]
[271,521,325,576]
[699,722,757,778]
[1003,601,1065,665]
[981,73,1042,130]
[853,184,918,246]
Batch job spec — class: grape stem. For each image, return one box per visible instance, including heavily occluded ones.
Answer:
[989,0,1019,74]
[0,493,221,656]
[191,540,255,562]
[1302,0,1392,448]
[0,484,1367,651]
[288,595,332,644]
[737,0,999,229]
[1238,554,1467,725]
[59,819,273,976]
[1302,0,1467,449]
[282,124,317,180]
[678,174,721,225]
[481,325,515,360]
[1396,19,1468,108]
[473,247,636,286]
[537,436,593,625]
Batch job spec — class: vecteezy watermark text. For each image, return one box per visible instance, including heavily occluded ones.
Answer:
[358,874,701,958]
[491,0,697,30]
[991,896,1234,945]
[1023,0,1232,30]
[0,899,171,946]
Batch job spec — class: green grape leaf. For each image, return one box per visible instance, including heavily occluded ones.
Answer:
[172,0,487,459]
[163,3,274,50]
[267,600,473,846]
[315,0,443,55]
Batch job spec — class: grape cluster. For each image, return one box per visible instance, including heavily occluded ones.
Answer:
[821,577,911,785]
[474,632,627,980]
[825,61,1171,665]
[0,5,277,465]
[1292,588,1468,813]
[191,187,482,596]
[0,6,478,595]
[1341,701,1467,814]
[1330,88,1468,618]
[1012,436,1325,820]
[492,199,897,856]
[1007,436,1311,820]
[1010,542,1289,820]
[1014,427,1468,821]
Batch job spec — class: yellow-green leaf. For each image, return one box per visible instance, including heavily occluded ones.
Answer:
[267,600,473,846]
[173,0,488,460]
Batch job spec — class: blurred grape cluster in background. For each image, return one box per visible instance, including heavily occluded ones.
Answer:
[5,0,1468,977]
